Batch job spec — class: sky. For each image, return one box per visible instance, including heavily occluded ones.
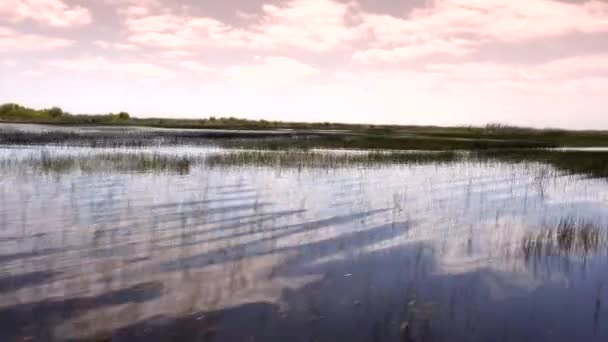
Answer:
[1,0,608,128]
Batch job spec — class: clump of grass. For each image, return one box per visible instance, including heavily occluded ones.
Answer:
[204,151,460,169]
[522,218,605,261]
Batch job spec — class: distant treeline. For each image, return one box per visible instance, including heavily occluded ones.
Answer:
[0,103,372,130]
[0,103,565,133]
[3,103,608,149]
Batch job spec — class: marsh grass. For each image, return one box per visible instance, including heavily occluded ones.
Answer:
[5,132,608,179]
[205,149,608,180]
[218,134,554,151]
[1,151,196,174]
[0,129,318,148]
[473,150,608,179]
[204,151,460,169]
[522,218,606,261]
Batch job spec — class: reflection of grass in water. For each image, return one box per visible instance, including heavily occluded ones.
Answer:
[6,151,195,174]
[522,218,605,261]
[204,151,460,168]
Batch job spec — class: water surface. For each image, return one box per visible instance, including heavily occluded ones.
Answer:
[1,145,608,341]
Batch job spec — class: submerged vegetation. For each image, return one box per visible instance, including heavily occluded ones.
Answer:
[522,218,607,260]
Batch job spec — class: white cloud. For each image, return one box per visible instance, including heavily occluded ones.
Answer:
[44,56,176,80]
[424,54,608,85]
[1,58,17,67]
[22,69,45,77]
[225,56,320,85]
[179,60,214,74]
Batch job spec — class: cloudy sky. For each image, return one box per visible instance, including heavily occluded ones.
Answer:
[2,0,608,128]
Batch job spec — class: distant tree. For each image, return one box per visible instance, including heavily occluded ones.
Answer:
[0,103,21,116]
[0,103,16,116]
[47,107,64,118]
[118,112,130,120]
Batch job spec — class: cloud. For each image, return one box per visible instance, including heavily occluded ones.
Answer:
[247,0,363,52]
[112,0,608,64]
[0,26,73,52]
[354,0,608,63]
[536,54,608,78]
[353,38,474,63]
[93,40,139,50]
[224,56,320,85]
[1,58,17,67]
[126,14,248,48]
[0,0,92,27]
[124,0,362,52]
[179,60,214,74]
[110,0,163,17]
[44,56,176,80]
[425,54,608,84]
[22,69,45,77]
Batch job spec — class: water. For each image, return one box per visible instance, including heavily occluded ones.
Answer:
[1,145,608,341]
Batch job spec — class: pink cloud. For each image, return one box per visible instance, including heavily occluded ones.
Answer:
[248,0,362,52]
[126,15,248,48]
[353,38,474,64]
[93,40,139,50]
[0,26,73,52]
[124,0,362,52]
[355,0,608,63]
[112,0,608,65]
[0,0,92,27]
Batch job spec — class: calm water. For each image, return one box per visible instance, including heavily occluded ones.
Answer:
[1,145,608,341]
